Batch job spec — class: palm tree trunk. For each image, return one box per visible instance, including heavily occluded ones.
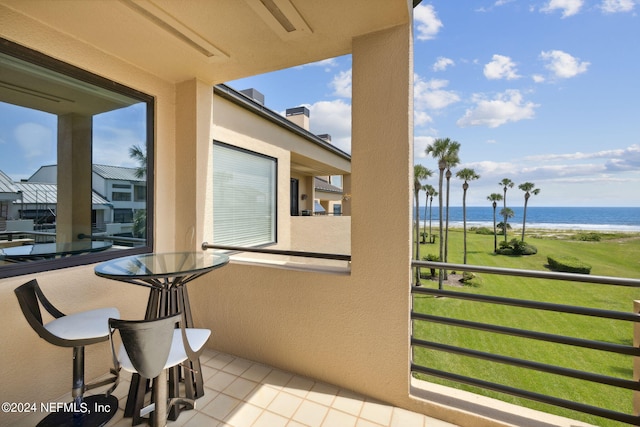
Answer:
[429,198,433,243]
[521,194,529,242]
[492,203,497,252]
[437,169,444,289]
[463,187,467,264]
[444,170,451,280]
[415,189,421,284]
[503,189,508,242]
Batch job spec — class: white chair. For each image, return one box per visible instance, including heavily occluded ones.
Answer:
[14,279,119,427]
[108,313,211,426]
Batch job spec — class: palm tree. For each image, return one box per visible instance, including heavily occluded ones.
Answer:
[499,178,514,242]
[413,165,433,285]
[487,193,503,252]
[456,168,480,264]
[129,144,147,179]
[443,148,460,274]
[499,207,515,240]
[129,144,147,237]
[518,182,540,241]
[425,184,437,244]
[425,138,460,288]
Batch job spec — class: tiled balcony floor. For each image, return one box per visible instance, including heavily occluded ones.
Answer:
[16,348,458,427]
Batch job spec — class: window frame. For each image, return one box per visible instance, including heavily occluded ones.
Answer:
[0,38,154,279]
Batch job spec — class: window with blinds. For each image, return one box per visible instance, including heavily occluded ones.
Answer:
[213,142,277,246]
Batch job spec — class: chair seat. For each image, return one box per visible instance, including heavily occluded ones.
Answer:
[118,328,211,374]
[45,307,119,340]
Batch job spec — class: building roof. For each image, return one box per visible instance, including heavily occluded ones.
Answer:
[93,164,146,182]
[0,170,18,194]
[13,181,110,206]
[314,177,343,194]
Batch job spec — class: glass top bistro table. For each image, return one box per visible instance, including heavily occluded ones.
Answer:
[0,241,112,262]
[94,251,229,424]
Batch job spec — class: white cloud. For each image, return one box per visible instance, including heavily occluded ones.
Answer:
[307,99,352,154]
[414,135,436,159]
[414,111,433,127]
[15,122,54,160]
[433,57,454,72]
[414,4,443,41]
[456,89,539,128]
[296,58,339,71]
[541,0,584,17]
[600,0,635,13]
[484,54,521,80]
[532,74,545,83]
[414,76,460,110]
[330,69,352,98]
[540,50,590,79]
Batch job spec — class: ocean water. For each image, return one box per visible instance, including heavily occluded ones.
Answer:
[417,206,640,232]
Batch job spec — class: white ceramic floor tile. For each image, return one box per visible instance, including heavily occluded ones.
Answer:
[267,391,303,418]
[223,377,259,400]
[390,407,426,427]
[244,384,279,409]
[222,357,254,376]
[360,400,393,425]
[262,369,294,390]
[284,375,315,398]
[292,399,329,427]
[322,408,358,427]
[331,390,365,416]
[253,410,289,427]
[223,402,263,427]
[306,382,339,406]
[241,363,272,382]
[200,393,241,421]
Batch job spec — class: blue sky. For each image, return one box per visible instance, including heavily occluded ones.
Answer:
[227,0,640,207]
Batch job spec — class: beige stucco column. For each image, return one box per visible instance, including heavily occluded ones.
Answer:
[174,79,214,251]
[56,113,93,244]
[351,18,414,403]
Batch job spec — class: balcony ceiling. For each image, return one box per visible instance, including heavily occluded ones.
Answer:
[1,0,410,84]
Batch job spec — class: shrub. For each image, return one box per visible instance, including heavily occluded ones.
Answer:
[547,255,592,274]
[572,232,602,242]
[496,239,537,256]
[474,227,494,235]
[422,254,441,277]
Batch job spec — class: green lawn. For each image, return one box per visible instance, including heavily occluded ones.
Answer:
[412,228,640,426]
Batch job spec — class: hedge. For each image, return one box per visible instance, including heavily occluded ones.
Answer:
[547,255,592,274]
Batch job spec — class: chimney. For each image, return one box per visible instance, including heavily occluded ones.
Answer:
[285,106,310,130]
[240,88,265,106]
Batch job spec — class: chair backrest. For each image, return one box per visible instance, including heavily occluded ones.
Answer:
[14,279,74,347]
[109,313,181,379]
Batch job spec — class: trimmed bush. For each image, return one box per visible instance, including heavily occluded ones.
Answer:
[572,232,602,242]
[473,227,494,235]
[547,255,592,274]
[496,239,538,256]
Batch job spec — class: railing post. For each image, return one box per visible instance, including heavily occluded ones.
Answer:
[634,300,640,417]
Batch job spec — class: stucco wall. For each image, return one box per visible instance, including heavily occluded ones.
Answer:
[0,7,176,425]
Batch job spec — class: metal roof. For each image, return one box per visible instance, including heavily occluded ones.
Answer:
[0,170,18,194]
[13,181,110,205]
[93,164,145,182]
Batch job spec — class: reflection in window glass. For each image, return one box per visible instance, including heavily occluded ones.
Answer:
[0,42,153,277]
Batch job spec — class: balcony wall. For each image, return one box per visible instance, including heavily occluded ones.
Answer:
[290,215,351,255]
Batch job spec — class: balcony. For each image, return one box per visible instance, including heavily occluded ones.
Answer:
[11,348,456,427]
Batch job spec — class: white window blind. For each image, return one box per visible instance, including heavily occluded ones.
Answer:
[213,142,277,246]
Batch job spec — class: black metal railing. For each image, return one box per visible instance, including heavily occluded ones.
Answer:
[411,260,640,426]
[201,242,351,261]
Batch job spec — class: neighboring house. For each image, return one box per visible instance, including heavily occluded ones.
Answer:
[211,84,351,251]
[1,165,145,234]
[0,170,20,230]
